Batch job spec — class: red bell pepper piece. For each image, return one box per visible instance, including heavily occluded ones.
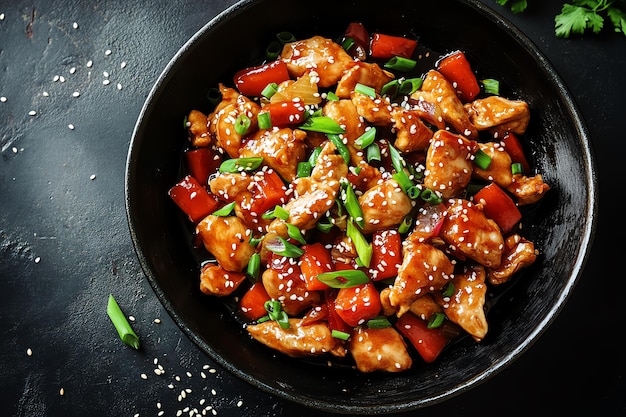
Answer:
[239,281,271,321]
[501,131,531,173]
[299,242,334,291]
[248,169,288,217]
[324,289,352,334]
[369,229,402,281]
[259,100,306,127]
[395,312,449,363]
[345,22,369,50]
[168,175,221,223]
[369,33,417,60]
[184,147,222,186]
[473,182,521,234]
[334,282,381,327]
[233,60,290,97]
[437,51,480,102]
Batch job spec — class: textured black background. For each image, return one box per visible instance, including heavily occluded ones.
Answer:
[1,1,624,416]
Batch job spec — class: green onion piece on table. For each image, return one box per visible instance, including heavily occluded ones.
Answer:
[317,269,370,288]
[107,294,140,350]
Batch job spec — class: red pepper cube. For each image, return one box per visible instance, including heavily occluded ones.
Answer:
[369,229,402,280]
[168,175,221,223]
[369,33,417,60]
[437,51,481,102]
[184,147,222,186]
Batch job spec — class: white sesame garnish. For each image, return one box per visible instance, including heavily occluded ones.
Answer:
[72,22,78,29]
[120,61,127,69]
[28,110,37,116]
[72,91,80,97]
[59,387,65,396]
[86,60,93,68]
[68,124,75,130]
[103,79,110,85]
[34,257,41,263]
[105,49,112,56]
[1,96,7,102]
[140,373,148,380]
[154,318,161,324]
[89,174,96,180]
[117,83,122,90]
[26,348,32,356]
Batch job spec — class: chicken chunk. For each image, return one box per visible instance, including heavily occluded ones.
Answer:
[391,107,434,153]
[208,84,261,158]
[465,96,530,136]
[423,130,478,199]
[472,142,514,187]
[199,263,247,296]
[349,327,412,373]
[261,255,320,316]
[389,236,454,317]
[350,91,394,127]
[358,178,414,234]
[335,61,395,98]
[246,318,347,358]
[435,264,488,342]
[440,198,504,269]
[488,234,537,285]
[195,215,256,272]
[415,70,478,139]
[505,173,550,205]
[239,127,307,183]
[408,293,442,321]
[407,95,446,130]
[281,35,356,88]
[186,109,210,147]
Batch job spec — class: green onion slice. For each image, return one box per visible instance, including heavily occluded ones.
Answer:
[355,127,376,149]
[392,171,419,199]
[399,78,423,95]
[257,111,272,129]
[347,218,372,268]
[206,87,222,106]
[107,294,140,349]
[316,219,334,233]
[264,300,291,329]
[427,312,446,329]
[420,188,443,205]
[354,83,376,98]
[299,116,345,134]
[212,201,236,217]
[234,114,251,136]
[262,205,290,220]
[261,82,279,99]
[219,157,264,173]
[481,78,500,95]
[398,215,413,234]
[247,253,261,281]
[308,146,323,166]
[331,329,351,340]
[326,91,339,101]
[384,56,417,72]
[366,142,381,162]
[317,269,370,288]
[297,161,312,178]
[286,223,307,245]
[276,31,296,44]
[367,316,392,329]
[442,281,455,298]
[341,180,364,228]
[266,237,304,258]
[341,37,355,52]
[473,149,492,170]
[327,134,351,165]
[511,162,523,175]
[381,79,400,98]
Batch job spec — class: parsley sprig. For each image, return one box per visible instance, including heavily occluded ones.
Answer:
[497,0,626,38]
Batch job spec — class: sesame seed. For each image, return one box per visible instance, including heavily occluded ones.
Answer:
[72,91,80,97]
[105,49,112,56]
[28,110,37,116]
[60,387,65,395]
[102,79,111,86]
[70,67,76,74]
[26,348,32,356]
[68,124,75,130]
[154,318,161,324]
[117,83,123,90]
[89,174,96,180]
[140,373,148,380]
[120,61,127,69]
[86,60,93,68]
[34,257,41,263]
[0,96,6,102]
[72,22,78,29]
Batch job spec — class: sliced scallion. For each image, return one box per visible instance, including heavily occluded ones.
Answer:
[247,253,261,281]
[297,161,312,178]
[257,111,272,130]
[481,78,500,95]
[442,281,455,297]
[261,82,279,99]
[317,269,370,288]
[398,215,413,234]
[399,78,423,96]
[308,146,323,166]
[427,312,446,329]
[384,56,417,72]
[354,83,376,98]
[212,201,236,217]
[366,142,381,162]
[266,41,282,60]
[299,116,345,134]
[381,79,400,98]
[266,237,304,258]
[234,114,251,136]
[341,180,364,228]
[286,223,307,245]
[276,31,296,44]
[347,219,372,268]
[392,171,418,200]
[327,134,351,165]
[511,162,523,175]
[219,157,264,173]
[367,316,392,329]
[341,37,355,52]
[355,127,376,149]
[262,205,290,220]
[331,329,351,340]
[107,294,140,349]
[326,91,339,101]
[206,87,222,106]
[420,188,443,205]
[316,219,334,233]
[473,149,492,170]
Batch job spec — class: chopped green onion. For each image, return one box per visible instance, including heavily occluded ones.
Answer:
[266,41,282,60]
[257,111,272,129]
[398,215,413,234]
[308,146,323,166]
[399,78,423,95]
[261,82,279,99]
[366,142,381,162]
[347,219,372,268]
[297,161,312,178]
[427,312,446,329]
[182,115,189,129]
[367,316,392,329]
[266,237,304,258]
[384,56,417,72]
[264,300,290,329]
[249,235,263,246]
[326,91,339,101]
[392,171,419,199]
[247,253,261,281]
[511,162,523,175]
[442,281,455,297]
[473,149,492,170]
[299,116,345,134]
[317,269,370,288]
[262,205,290,220]
[355,127,376,149]
[481,78,500,95]
[256,315,270,324]
[381,79,400,98]
[341,37,355,52]
[316,219,334,233]
[420,188,443,205]
[206,87,222,106]
[341,180,364,228]
[276,31,296,44]
[219,157,264,173]
[286,223,307,245]
[354,83,376,98]
[107,294,140,349]
[388,143,405,174]
[234,114,251,136]
[327,134,351,165]
[212,201,236,217]
[331,329,351,340]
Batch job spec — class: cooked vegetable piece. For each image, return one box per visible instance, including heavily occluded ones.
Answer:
[260,100,306,126]
[395,312,449,363]
[369,33,417,59]
[334,282,381,327]
[168,175,221,223]
[369,229,402,281]
[240,282,271,321]
[473,182,522,233]
[300,243,334,291]
[233,60,291,97]
[437,51,480,102]
[502,131,531,173]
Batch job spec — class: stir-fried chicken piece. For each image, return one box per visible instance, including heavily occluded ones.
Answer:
[465,96,530,136]
[335,61,395,98]
[435,264,488,342]
[349,326,413,372]
[239,127,307,183]
[186,109,210,147]
[440,198,504,269]
[195,215,256,272]
[391,107,434,153]
[246,318,347,358]
[281,35,356,88]
[488,234,537,285]
[359,178,414,234]
[350,91,394,127]
[423,130,478,199]
[208,84,261,158]
[473,142,514,187]
[408,293,442,321]
[415,70,478,139]
[505,173,551,205]
[407,95,447,130]
[199,263,247,296]
[262,255,320,315]
[389,235,454,317]
[208,172,253,203]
